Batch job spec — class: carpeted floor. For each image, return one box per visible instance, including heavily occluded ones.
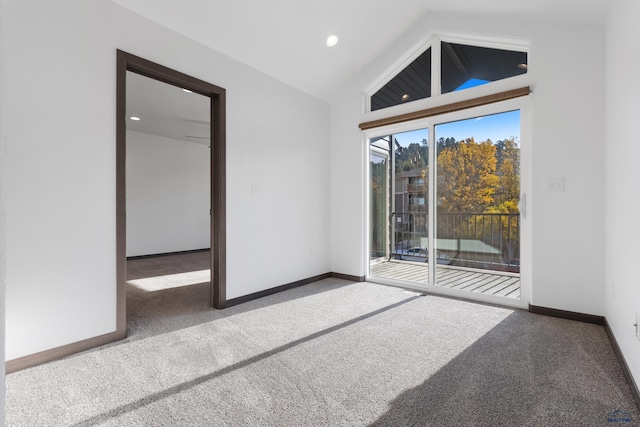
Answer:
[5,253,640,426]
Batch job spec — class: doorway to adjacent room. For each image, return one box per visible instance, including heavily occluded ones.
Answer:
[116,51,227,339]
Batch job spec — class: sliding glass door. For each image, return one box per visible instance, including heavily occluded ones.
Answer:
[369,129,430,282]
[367,103,525,305]
[434,111,521,298]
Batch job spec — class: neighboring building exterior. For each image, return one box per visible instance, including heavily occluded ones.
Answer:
[395,168,428,214]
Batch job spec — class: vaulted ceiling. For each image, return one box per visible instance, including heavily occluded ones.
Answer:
[111,0,609,102]
[116,0,609,143]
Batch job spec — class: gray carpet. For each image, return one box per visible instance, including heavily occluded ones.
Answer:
[5,254,640,426]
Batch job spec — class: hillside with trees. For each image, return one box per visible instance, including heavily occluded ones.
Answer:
[395,136,520,214]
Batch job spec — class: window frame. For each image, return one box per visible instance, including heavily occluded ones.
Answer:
[363,96,532,309]
[365,33,530,114]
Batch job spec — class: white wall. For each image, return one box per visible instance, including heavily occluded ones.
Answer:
[4,0,330,361]
[126,131,209,257]
[0,0,7,420]
[605,0,640,391]
[330,12,606,316]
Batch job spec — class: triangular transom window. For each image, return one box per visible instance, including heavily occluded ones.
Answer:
[369,36,528,112]
[441,41,527,94]
[371,48,432,111]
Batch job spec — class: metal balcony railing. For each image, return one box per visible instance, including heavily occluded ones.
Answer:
[407,204,427,213]
[392,211,520,273]
[407,184,427,193]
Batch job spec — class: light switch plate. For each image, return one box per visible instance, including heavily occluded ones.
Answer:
[548,178,565,193]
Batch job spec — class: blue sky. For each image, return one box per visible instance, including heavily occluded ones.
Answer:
[454,78,489,91]
[393,110,520,148]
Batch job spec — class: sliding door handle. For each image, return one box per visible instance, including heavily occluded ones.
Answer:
[518,193,526,219]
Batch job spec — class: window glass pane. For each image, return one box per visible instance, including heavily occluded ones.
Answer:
[370,138,390,260]
[434,110,521,299]
[441,42,527,94]
[371,48,431,111]
[393,128,429,263]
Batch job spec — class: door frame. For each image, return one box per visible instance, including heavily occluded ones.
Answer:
[369,144,392,264]
[116,50,227,340]
[364,97,531,309]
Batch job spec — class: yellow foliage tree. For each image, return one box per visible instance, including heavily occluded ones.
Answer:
[486,138,521,264]
[493,137,520,213]
[436,138,499,213]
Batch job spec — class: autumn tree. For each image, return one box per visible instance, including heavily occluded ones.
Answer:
[487,137,521,263]
[491,137,520,213]
[436,138,499,212]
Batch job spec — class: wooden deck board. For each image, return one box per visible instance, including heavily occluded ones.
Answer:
[370,260,520,300]
[470,276,512,294]
[436,270,470,284]
[436,271,485,288]
[493,280,521,297]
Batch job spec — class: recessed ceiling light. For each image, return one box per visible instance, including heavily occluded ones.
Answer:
[183,88,193,93]
[402,94,410,101]
[326,35,338,47]
[518,63,528,70]
[130,116,141,121]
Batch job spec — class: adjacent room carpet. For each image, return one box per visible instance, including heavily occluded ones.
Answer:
[6,255,639,426]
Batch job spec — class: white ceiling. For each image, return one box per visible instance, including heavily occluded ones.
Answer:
[126,71,210,144]
[113,0,610,103]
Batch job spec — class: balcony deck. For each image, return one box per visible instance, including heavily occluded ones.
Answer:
[370,260,520,299]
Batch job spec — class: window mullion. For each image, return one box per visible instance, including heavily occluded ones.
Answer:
[428,125,436,289]
[432,36,442,97]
